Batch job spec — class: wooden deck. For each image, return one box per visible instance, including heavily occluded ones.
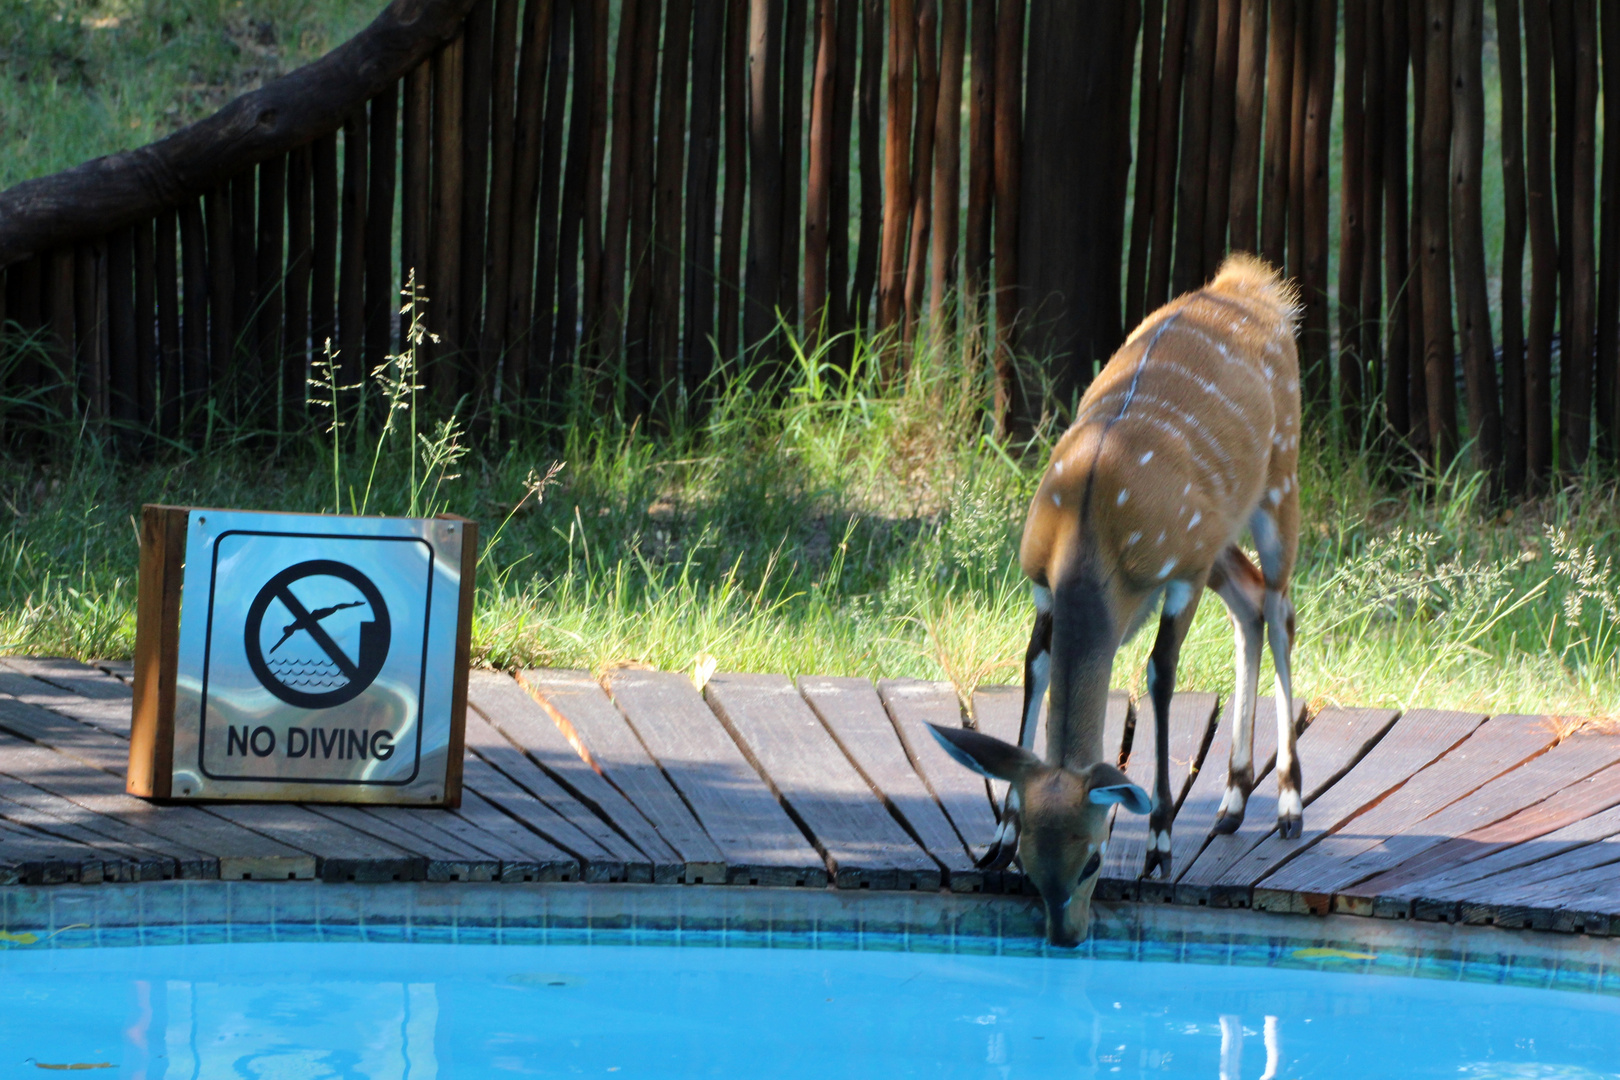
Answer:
[0,656,1617,936]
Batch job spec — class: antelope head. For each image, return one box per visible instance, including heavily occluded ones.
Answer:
[928,724,1149,947]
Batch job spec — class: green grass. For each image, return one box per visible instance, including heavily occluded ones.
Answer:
[0,0,379,190]
[3,320,1618,723]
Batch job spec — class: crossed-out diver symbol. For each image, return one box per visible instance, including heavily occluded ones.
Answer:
[244,560,392,709]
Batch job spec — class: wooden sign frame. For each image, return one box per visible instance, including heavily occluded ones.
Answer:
[128,504,475,807]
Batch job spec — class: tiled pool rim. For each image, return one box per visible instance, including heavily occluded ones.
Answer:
[4,882,1618,996]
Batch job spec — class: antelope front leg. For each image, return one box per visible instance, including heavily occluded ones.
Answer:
[1142,581,1202,879]
[1210,546,1265,835]
[980,586,1053,871]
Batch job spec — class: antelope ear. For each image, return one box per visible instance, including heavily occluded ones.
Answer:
[1084,762,1152,815]
[927,724,1042,783]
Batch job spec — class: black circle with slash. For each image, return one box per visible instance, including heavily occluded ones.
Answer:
[244,560,392,708]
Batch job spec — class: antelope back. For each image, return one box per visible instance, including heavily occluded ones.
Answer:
[1022,255,1301,593]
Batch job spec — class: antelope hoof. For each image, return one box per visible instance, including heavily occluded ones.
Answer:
[1142,829,1173,879]
[1277,790,1304,840]
[1213,785,1248,834]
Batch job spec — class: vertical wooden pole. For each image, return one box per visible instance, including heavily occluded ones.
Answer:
[878,0,916,338]
[652,0,694,389]
[1300,0,1336,418]
[1417,0,1456,466]
[283,149,312,430]
[74,242,106,429]
[1259,0,1293,270]
[1525,0,1557,483]
[1125,0,1163,328]
[1559,0,1598,470]
[1551,0,1576,462]
[851,0,885,331]
[480,0,520,377]
[991,0,1023,429]
[1173,0,1216,295]
[178,200,210,441]
[205,186,236,397]
[1357,0,1384,432]
[310,134,339,388]
[1496,0,1527,489]
[557,0,601,378]
[686,0,728,382]
[45,248,74,422]
[625,0,658,392]
[779,0,808,336]
[1451,0,1499,479]
[430,31,467,410]
[1598,0,1620,457]
[905,0,940,342]
[458,0,494,399]
[339,110,369,402]
[256,154,287,424]
[133,227,158,435]
[367,82,401,381]
[718,0,748,364]
[154,216,181,439]
[602,0,639,371]
[582,0,610,355]
[745,0,785,364]
[1381,0,1411,448]
[231,172,258,397]
[965,0,995,314]
[401,65,432,351]
[532,0,572,401]
[1339,0,1366,437]
[827,0,859,356]
[1227,0,1266,257]
[1286,0,1308,287]
[108,227,137,451]
[1202,0,1241,273]
[1146,0,1189,309]
[930,0,965,334]
[1405,0,1429,457]
[805,0,838,346]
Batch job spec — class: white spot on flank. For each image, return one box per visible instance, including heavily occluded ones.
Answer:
[1188,511,1202,528]
[1183,482,1192,496]
[1139,450,1154,464]
[1269,487,1282,504]
[1263,365,1275,380]
[1157,557,1178,579]
[1126,531,1143,546]
[1282,477,1292,494]
[1117,489,1130,505]
[1157,531,1166,544]
[1054,459,1063,475]
[1052,493,1062,507]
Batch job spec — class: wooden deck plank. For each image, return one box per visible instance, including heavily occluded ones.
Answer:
[461,710,652,881]
[1136,696,1289,898]
[0,730,315,878]
[1102,692,1219,882]
[0,766,205,876]
[0,695,131,775]
[1403,800,1620,904]
[202,802,416,883]
[458,753,617,881]
[1237,709,1484,912]
[603,669,828,887]
[1328,726,1620,910]
[798,675,983,891]
[467,671,684,876]
[878,678,998,863]
[0,668,133,738]
[1257,713,1553,896]
[1357,757,1620,901]
[0,656,137,702]
[448,789,581,882]
[1178,707,1399,890]
[0,816,119,885]
[303,803,497,882]
[1471,837,1620,909]
[705,673,940,891]
[518,668,727,883]
[0,787,175,881]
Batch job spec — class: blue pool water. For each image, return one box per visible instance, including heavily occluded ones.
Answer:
[3,941,1618,1078]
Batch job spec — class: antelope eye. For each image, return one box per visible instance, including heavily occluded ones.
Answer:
[1080,851,1101,880]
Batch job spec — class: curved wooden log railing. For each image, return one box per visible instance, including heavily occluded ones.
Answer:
[0,0,477,269]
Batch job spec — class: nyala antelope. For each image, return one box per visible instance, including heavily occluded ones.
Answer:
[931,255,1302,946]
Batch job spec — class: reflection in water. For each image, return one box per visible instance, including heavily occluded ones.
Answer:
[158,980,438,1079]
[1219,1014,1282,1080]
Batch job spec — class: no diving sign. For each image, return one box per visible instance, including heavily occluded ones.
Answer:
[127,506,475,806]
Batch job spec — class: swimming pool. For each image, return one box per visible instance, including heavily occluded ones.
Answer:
[5,939,1620,1077]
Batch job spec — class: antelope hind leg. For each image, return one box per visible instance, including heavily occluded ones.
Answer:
[1209,545,1265,835]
